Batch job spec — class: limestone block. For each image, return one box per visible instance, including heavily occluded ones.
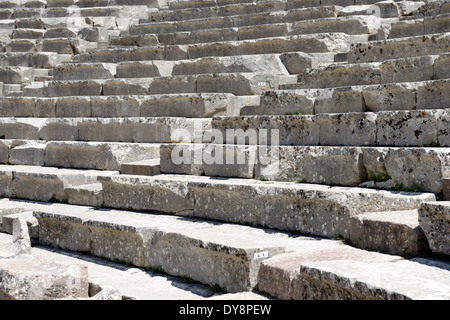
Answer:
[91,96,140,117]
[0,141,9,163]
[160,143,257,179]
[255,146,366,186]
[0,168,13,197]
[238,23,288,40]
[376,110,444,147]
[290,17,370,35]
[47,80,103,97]
[45,141,160,170]
[120,159,161,176]
[0,253,89,300]
[297,63,381,89]
[1,211,39,240]
[416,80,450,111]
[211,115,320,146]
[116,61,160,78]
[257,245,399,300]
[9,140,46,166]
[299,259,450,299]
[316,112,377,146]
[379,55,435,84]
[349,210,429,256]
[315,86,365,113]
[384,148,448,193]
[348,33,450,63]
[0,97,35,117]
[258,89,316,115]
[53,63,116,80]
[424,13,450,35]
[56,96,91,117]
[362,83,417,112]
[140,93,231,118]
[433,54,450,80]
[418,201,450,256]
[388,19,424,39]
[66,183,104,207]
[0,66,32,84]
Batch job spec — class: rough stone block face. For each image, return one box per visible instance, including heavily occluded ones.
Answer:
[257,246,400,300]
[314,87,365,114]
[316,112,377,146]
[258,89,316,115]
[362,83,416,112]
[349,210,429,256]
[99,175,434,239]
[34,209,286,293]
[0,254,89,300]
[299,259,450,299]
[418,201,450,256]
[376,110,445,147]
[255,146,366,186]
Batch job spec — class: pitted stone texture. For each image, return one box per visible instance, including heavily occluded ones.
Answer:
[349,210,429,257]
[99,174,435,239]
[258,246,400,300]
[299,259,450,300]
[418,201,450,256]
[0,254,89,300]
[34,209,286,293]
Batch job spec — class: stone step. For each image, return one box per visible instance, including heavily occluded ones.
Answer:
[412,0,450,18]
[288,54,450,89]
[0,232,230,300]
[143,0,382,24]
[0,197,406,294]
[159,144,450,194]
[388,13,450,39]
[0,140,161,171]
[126,5,340,36]
[135,17,373,47]
[0,66,33,84]
[5,4,153,19]
[0,93,256,118]
[0,164,119,202]
[0,52,73,68]
[0,107,447,146]
[259,251,450,299]
[418,201,450,256]
[54,53,293,80]
[74,33,361,63]
[97,173,435,241]
[73,0,161,7]
[348,32,450,63]
[20,73,298,97]
[120,159,161,176]
[263,79,450,115]
[211,108,449,147]
[0,117,206,143]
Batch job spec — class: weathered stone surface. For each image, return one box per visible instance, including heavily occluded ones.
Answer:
[348,33,450,63]
[0,164,118,202]
[34,209,286,292]
[1,211,39,240]
[99,174,434,238]
[120,159,161,176]
[349,210,429,256]
[299,259,450,300]
[257,245,400,300]
[418,201,450,256]
[0,254,89,300]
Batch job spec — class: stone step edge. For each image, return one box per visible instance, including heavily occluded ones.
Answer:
[32,206,288,293]
[96,173,435,240]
